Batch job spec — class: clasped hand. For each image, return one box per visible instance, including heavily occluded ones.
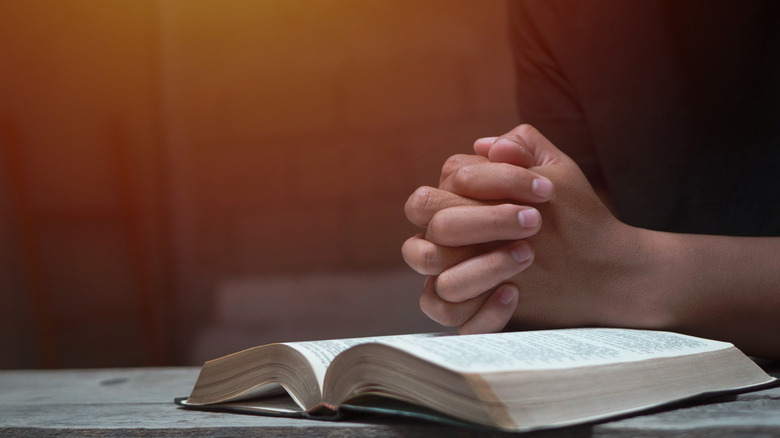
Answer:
[403,125,645,335]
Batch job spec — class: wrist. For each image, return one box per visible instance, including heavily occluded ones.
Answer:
[600,224,685,330]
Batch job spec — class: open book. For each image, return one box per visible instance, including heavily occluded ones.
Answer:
[178,328,776,432]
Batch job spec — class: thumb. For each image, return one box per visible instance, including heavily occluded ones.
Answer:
[475,124,566,168]
[473,135,534,167]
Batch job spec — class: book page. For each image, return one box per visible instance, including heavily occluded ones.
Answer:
[379,328,732,372]
[285,333,445,386]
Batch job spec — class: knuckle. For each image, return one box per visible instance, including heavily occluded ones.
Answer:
[435,273,453,300]
[401,236,443,275]
[441,154,466,177]
[401,236,419,268]
[450,164,475,190]
[420,243,442,274]
[496,133,523,146]
[405,186,435,225]
[436,271,465,303]
[419,294,443,324]
[516,123,536,136]
[407,239,444,275]
[425,215,439,241]
[426,213,453,244]
[421,296,463,327]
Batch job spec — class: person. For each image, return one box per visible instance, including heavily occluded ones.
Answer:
[402,0,780,359]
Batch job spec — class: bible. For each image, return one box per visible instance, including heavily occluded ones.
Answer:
[177,328,776,432]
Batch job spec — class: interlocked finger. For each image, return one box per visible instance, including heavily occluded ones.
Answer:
[458,284,519,335]
[439,154,489,185]
[419,276,491,328]
[402,234,502,276]
[435,240,534,303]
[405,186,487,228]
[425,204,541,247]
[440,162,553,203]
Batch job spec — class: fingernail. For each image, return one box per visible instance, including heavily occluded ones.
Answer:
[478,136,498,143]
[511,242,533,264]
[532,177,553,198]
[517,208,541,228]
[492,138,516,148]
[498,285,518,305]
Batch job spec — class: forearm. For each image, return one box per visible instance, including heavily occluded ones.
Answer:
[630,229,780,359]
[406,125,780,358]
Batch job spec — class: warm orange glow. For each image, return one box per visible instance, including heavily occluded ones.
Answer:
[0,0,518,368]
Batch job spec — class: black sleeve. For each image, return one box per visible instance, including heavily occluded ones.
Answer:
[506,0,606,190]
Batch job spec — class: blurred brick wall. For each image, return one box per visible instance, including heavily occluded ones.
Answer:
[0,1,168,368]
[0,0,518,367]
[158,1,520,347]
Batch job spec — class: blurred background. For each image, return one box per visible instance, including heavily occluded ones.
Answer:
[0,0,518,369]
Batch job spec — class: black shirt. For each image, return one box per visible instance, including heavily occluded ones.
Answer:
[508,0,780,235]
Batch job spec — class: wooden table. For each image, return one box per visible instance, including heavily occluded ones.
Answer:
[1,364,779,437]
